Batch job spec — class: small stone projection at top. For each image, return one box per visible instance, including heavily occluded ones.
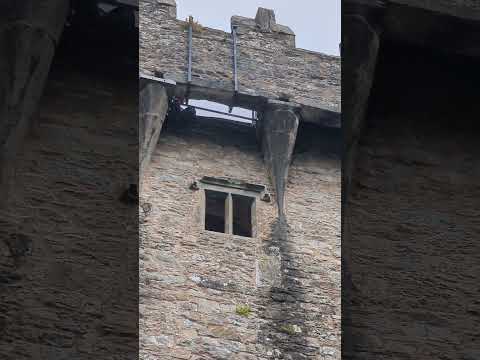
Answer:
[156,0,296,36]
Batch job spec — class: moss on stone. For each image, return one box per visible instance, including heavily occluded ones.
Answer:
[235,304,252,317]
[279,324,301,335]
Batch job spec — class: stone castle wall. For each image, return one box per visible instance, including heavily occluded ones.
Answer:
[140,120,341,359]
[140,0,340,113]
[343,45,480,360]
[0,63,138,359]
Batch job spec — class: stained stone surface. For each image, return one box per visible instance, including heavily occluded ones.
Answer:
[140,83,168,177]
[261,101,300,218]
[390,0,480,20]
[140,119,341,359]
[341,14,379,213]
[0,63,138,360]
[255,8,277,32]
[0,0,69,205]
[343,44,480,360]
[140,0,340,114]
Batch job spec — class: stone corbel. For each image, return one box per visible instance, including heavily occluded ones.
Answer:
[342,14,380,210]
[261,100,300,219]
[139,81,169,180]
[0,0,70,207]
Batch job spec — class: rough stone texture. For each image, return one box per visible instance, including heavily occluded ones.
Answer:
[341,14,379,218]
[140,0,340,114]
[0,0,69,205]
[255,8,277,32]
[140,82,168,178]
[345,0,480,58]
[343,43,480,359]
[346,0,480,20]
[0,62,138,359]
[140,119,341,359]
[390,0,480,21]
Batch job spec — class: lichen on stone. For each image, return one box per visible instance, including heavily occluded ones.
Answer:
[235,304,252,317]
[279,324,302,335]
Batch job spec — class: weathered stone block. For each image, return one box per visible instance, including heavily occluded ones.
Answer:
[140,82,168,178]
[255,8,276,32]
[261,101,300,218]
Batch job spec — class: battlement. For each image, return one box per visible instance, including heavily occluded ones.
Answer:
[156,0,177,18]
[140,0,341,117]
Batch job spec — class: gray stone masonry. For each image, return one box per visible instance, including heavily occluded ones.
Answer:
[140,0,340,114]
[261,100,300,219]
[140,2,341,358]
[140,118,341,359]
[342,4,480,354]
[140,82,168,177]
[0,0,69,206]
[0,61,138,359]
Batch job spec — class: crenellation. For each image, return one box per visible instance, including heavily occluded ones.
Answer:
[255,8,277,32]
[156,0,177,19]
[140,4,340,114]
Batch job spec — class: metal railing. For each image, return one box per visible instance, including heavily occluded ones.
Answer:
[187,20,193,83]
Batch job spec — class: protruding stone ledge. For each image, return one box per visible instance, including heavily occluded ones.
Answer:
[0,0,70,207]
[342,14,380,233]
[140,82,168,179]
[390,0,480,22]
[142,74,339,127]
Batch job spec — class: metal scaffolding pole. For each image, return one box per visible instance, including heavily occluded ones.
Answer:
[187,18,193,83]
[231,25,239,92]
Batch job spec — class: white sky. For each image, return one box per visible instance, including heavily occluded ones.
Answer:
[175,0,340,120]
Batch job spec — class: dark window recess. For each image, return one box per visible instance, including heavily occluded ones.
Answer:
[232,194,253,237]
[205,190,227,233]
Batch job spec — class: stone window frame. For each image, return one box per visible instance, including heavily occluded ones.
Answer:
[198,177,266,238]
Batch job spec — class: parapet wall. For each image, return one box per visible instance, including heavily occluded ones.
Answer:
[140,0,341,114]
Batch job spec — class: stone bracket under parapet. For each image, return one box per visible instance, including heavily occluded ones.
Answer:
[139,81,169,181]
[342,14,380,208]
[0,0,70,208]
[260,100,300,219]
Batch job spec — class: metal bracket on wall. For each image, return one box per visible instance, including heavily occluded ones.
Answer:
[187,16,193,83]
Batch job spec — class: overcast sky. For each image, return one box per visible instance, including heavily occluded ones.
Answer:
[176,0,340,56]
